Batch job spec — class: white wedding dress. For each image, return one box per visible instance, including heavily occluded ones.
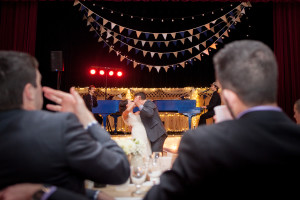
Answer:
[125,112,152,158]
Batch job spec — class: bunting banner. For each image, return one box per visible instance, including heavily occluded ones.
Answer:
[74,0,250,72]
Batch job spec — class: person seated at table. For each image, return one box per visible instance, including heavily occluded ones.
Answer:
[294,99,300,124]
[143,40,300,200]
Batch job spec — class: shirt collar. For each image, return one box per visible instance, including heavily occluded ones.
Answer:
[237,105,282,119]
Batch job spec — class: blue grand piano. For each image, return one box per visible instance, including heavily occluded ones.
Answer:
[92,100,202,132]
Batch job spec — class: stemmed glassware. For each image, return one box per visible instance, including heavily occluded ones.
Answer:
[148,152,162,185]
[130,155,148,196]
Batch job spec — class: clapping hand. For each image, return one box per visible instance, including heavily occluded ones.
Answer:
[43,86,96,128]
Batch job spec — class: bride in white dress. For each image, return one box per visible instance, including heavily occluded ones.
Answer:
[119,100,152,158]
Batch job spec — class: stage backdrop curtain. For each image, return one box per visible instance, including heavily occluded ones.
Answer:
[0,0,299,119]
[0,1,37,55]
[273,2,300,119]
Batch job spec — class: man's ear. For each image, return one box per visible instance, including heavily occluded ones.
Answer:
[222,89,239,106]
[23,83,35,101]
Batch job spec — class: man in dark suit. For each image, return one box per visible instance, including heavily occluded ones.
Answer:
[0,51,130,199]
[198,82,221,125]
[83,85,103,125]
[134,92,167,153]
[143,40,300,200]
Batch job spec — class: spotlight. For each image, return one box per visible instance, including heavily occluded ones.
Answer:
[90,69,96,75]
[117,71,123,77]
[99,70,105,75]
[108,70,114,76]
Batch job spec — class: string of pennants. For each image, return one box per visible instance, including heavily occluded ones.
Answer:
[73,0,252,73]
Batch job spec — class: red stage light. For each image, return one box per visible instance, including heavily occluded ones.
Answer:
[108,70,114,76]
[90,69,96,75]
[117,71,123,77]
[99,70,105,75]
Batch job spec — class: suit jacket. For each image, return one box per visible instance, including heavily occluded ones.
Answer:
[0,109,130,195]
[144,110,300,199]
[206,91,221,112]
[83,94,98,112]
[140,100,166,142]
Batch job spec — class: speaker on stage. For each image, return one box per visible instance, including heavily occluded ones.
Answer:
[50,51,64,71]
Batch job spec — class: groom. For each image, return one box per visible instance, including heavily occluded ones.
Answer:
[134,92,167,152]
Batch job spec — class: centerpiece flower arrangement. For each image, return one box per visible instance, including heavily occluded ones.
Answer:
[116,138,145,156]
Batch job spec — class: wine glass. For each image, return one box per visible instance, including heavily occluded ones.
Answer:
[130,156,148,196]
[148,153,162,185]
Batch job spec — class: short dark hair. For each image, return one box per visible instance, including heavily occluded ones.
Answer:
[88,85,95,91]
[119,99,128,113]
[0,51,38,110]
[295,99,300,113]
[213,40,278,106]
[134,92,146,100]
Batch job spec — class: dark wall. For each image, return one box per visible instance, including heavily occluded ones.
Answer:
[35,1,273,91]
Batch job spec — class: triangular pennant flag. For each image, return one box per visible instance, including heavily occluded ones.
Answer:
[164,41,170,47]
[196,27,202,33]
[140,64,145,70]
[126,60,130,65]
[135,49,140,54]
[111,22,116,29]
[180,32,185,38]
[107,32,113,39]
[155,66,161,73]
[128,46,132,52]
[173,52,178,58]
[103,19,108,26]
[171,33,176,39]
[180,38,185,45]
[241,9,246,15]
[188,29,193,36]
[120,42,124,47]
[163,66,169,72]
[95,16,100,21]
[113,37,118,44]
[113,32,118,37]
[148,66,153,72]
[120,55,125,62]
[202,41,206,48]
[211,27,215,33]
[212,19,217,24]
[103,43,107,48]
[172,65,177,70]
[203,31,208,37]
[86,20,91,26]
[136,31,142,38]
[126,38,130,43]
[242,2,248,7]
[73,0,80,6]
[188,59,193,65]
[221,16,228,23]
[145,33,150,39]
[109,47,113,53]
[149,42,154,47]
[215,33,220,38]
[154,33,159,39]
[98,37,103,42]
[247,2,252,7]
[133,62,138,68]
[196,34,200,40]
[172,41,177,46]
[180,61,185,68]
[223,30,229,37]
[89,27,94,32]
[157,42,161,48]
[195,45,200,51]
[143,51,147,57]
[87,10,93,17]
[141,41,146,46]
[100,27,105,34]
[80,5,85,11]
[230,24,236,29]
[188,36,193,42]
[217,37,223,43]
[134,39,138,45]
[128,29,133,36]
[150,52,155,58]
[237,5,242,12]
[119,26,125,33]
[158,53,163,59]
[188,48,193,54]
[82,15,87,21]
[195,54,201,61]
[205,23,210,30]
[210,43,217,49]
[203,49,209,55]
[181,51,185,56]
[236,17,241,23]
[162,34,168,40]
[166,53,170,58]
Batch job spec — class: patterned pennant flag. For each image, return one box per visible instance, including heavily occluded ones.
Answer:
[113,37,118,44]
[148,66,153,72]
[143,51,147,57]
[187,36,193,42]
[134,39,138,45]
[180,38,185,45]
[150,52,155,58]
[103,19,108,26]
[205,23,210,30]
[98,37,103,42]
[210,43,217,49]
[173,52,178,58]
[188,48,193,54]
[180,61,185,68]
[120,55,125,62]
[119,26,125,33]
[163,66,169,72]
[202,41,206,48]
[133,62,138,68]
[195,54,201,61]
[136,31,142,38]
[211,27,215,33]
[109,47,113,53]
[154,33,159,39]
[162,34,168,40]
[155,66,161,73]
[158,53,163,59]
[128,46,132,52]
[141,41,146,46]
[149,42,154,47]
[164,41,170,47]
[196,34,200,40]
[171,33,176,39]
[203,49,209,55]
[111,22,116,29]
[223,30,229,37]
[87,10,93,17]
[188,29,193,36]
[195,45,200,51]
